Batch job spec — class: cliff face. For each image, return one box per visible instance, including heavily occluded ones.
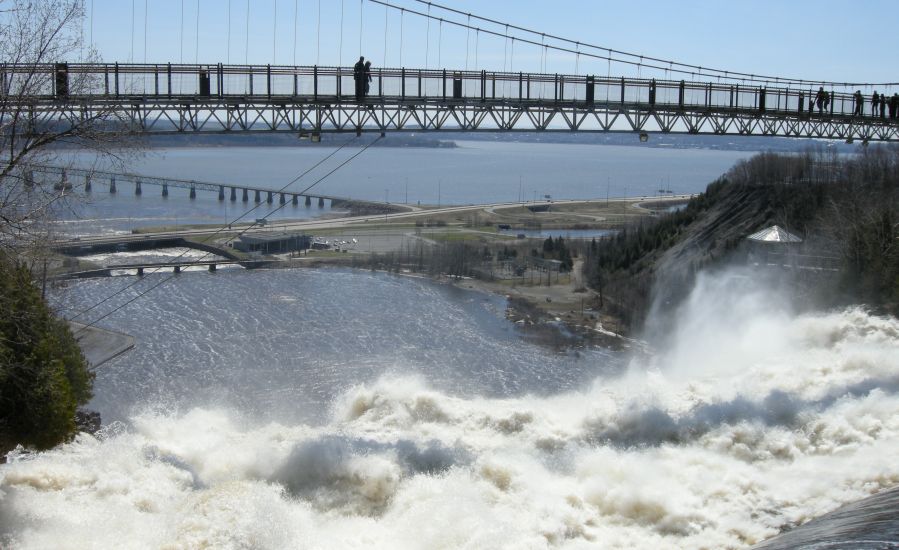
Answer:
[587,149,899,333]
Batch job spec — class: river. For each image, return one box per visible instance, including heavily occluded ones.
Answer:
[47,140,751,236]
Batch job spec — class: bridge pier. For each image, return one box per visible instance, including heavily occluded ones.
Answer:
[230,187,237,201]
[162,183,169,197]
[137,267,144,276]
[174,265,181,273]
[134,180,142,195]
[305,195,312,206]
[279,193,286,204]
[24,170,34,189]
[189,186,196,199]
[254,190,261,202]
[242,188,249,202]
[292,194,299,205]
[318,197,325,208]
[218,186,225,201]
[208,264,217,272]
[84,175,91,192]
[109,176,117,194]
[266,191,273,203]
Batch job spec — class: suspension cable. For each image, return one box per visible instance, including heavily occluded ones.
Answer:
[143,0,147,63]
[316,0,321,65]
[293,0,299,66]
[338,0,344,66]
[244,0,249,64]
[424,3,430,69]
[371,0,897,88]
[399,8,404,67]
[227,0,231,63]
[194,0,199,64]
[272,0,277,63]
[180,0,184,63]
[359,0,363,58]
[383,2,389,67]
[130,0,135,63]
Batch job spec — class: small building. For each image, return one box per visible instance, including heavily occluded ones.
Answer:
[746,225,802,245]
[234,232,311,254]
[746,225,803,268]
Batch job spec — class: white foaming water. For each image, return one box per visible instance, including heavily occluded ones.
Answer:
[3,272,899,549]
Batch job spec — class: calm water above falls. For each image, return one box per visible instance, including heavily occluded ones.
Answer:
[2,266,898,549]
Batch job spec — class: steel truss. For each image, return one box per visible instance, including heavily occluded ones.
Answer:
[22,98,897,142]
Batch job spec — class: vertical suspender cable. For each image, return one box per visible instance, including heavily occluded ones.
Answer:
[90,0,94,52]
[245,0,250,65]
[144,0,148,63]
[359,0,363,58]
[474,28,478,72]
[195,0,200,64]
[464,15,470,72]
[339,0,345,66]
[294,0,299,66]
[79,0,84,61]
[399,9,404,68]
[273,0,277,64]
[180,0,185,63]
[383,3,389,67]
[316,0,321,66]
[424,4,430,69]
[227,0,231,64]
[437,19,442,68]
[574,42,579,75]
[130,0,135,62]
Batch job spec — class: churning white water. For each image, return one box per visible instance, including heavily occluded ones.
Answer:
[2,269,899,549]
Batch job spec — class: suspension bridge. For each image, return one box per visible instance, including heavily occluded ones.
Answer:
[5,0,899,143]
[5,61,899,142]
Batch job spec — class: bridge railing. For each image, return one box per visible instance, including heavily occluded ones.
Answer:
[1,63,888,121]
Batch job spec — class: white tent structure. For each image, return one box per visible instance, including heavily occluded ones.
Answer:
[746,225,802,244]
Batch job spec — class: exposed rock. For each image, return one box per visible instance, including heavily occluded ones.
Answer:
[75,408,102,434]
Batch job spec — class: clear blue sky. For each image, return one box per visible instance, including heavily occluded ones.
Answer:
[80,0,896,88]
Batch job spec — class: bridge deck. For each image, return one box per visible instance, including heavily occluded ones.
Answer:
[3,63,897,141]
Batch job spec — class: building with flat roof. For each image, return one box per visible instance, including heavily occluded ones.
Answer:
[234,232,311,254]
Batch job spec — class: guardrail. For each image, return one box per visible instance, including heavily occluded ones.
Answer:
[2,62,895,121]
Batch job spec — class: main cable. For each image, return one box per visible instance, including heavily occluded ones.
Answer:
[373,0,898,88]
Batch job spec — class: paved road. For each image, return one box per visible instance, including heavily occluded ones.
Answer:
[54,195,692,248]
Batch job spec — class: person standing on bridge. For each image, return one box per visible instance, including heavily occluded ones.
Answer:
[364,61,372,96]
[880,95,887,119]
[815,86,826,114]
[891,94,899,120]
[853,90,863,116]
[354,56,365,100]
[872,91,880,118]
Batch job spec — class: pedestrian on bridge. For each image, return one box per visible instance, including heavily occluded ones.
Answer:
[354,56,365,100]
[872,92,880,117]
[364,61,372,96]
[853,90,863,116]
[890,94,899,119]
[880,95,887,119]
[815,86,826,114]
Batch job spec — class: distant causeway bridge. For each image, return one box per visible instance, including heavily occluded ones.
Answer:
[25,163,347,207]
[5,63,898,142]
